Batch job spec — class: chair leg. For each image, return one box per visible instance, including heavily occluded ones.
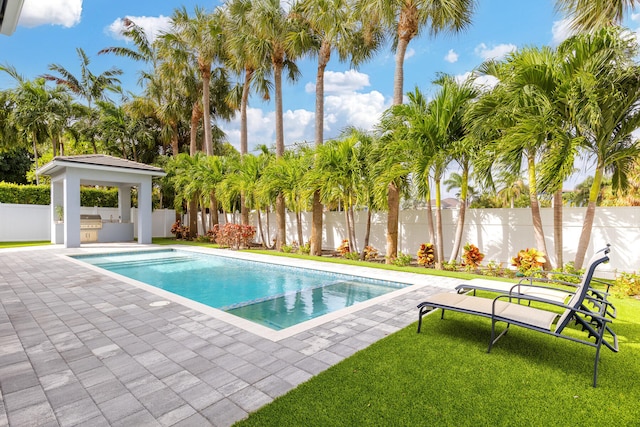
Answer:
[488,321,509,353]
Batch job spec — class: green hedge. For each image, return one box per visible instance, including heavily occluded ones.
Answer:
[0,182,119,207]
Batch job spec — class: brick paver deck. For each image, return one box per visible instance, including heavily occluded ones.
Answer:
[0,245,458,426]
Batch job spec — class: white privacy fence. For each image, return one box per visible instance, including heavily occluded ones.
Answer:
[1,203,637,275]
[248,207,638,277]
[0,204,177,242]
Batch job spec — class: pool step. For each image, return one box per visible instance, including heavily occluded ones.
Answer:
[95,255,195,269]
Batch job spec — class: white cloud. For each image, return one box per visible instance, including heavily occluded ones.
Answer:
[324,91,387,132]
[551,18,574,45]
[454,71,499,92]
[18,0,82,28]
[221,80,389,152]
[106,16,172,43]
[474,43,516,61]
[404,47,415,60]
[444,49,459,63]
[305,70,371,94]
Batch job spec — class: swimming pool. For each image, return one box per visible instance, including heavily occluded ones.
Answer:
[73,249,409,331]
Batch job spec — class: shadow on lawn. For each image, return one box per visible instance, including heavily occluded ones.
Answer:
[420,313,627,388]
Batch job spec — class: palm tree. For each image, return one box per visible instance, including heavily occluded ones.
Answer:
[289,0,383,256]
[249,0,301,250]
[225,152,273,246]
[42,47,123,154]
[428,75,479,264]
[494,172,527,208]
[556,0,640,32]
[0,65,73,182]
[557,28,640,268]
[309,137,366,253]
[475,48,563,270]
[99,18,186,158]
[356,0,475,262]
[166,152,204,238]
[167,6,227,156]
[223,0,272,225]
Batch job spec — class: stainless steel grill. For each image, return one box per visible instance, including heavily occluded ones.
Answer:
[80,214,102,242]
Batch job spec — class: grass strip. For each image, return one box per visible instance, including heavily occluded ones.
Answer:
[0,241,50,249]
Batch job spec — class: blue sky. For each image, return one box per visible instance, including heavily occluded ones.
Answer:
[1,0,640,189]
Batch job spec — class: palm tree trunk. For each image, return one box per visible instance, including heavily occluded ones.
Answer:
[360,209,372,261]
[32,132,40,185]
[296,211,304,247]
[52,133,58,157]
[435,179,444,269]
[199,199,207,235]
[240,68,253,226]
[274,57,286,250]
[425,187,435,245]
[344,205,352,251]
[188,197,198,239]
[265,207,274,249]
[349,206,359,254]
[190,104,201,155]
[527,155,552,270]
[574,167,604,269]
[449,165,469,263]
[393,36,409,105]
[311,43,330,257]
[386,183,400,263]
[209,192,218,231]
[276,194,286,250]
[202,69,213,156]
[310,191,323,256]
[257,208,266,248]
[384,28,410,263]
[171,123,179,156]
[553,189,563,268]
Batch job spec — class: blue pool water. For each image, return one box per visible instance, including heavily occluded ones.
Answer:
[74,249,407,330]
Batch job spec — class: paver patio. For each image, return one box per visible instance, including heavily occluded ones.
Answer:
[0,245,458,426]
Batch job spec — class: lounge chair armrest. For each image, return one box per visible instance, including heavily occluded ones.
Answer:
[518,276,579,289]
[490,294,614,325]
[509,282,575,296]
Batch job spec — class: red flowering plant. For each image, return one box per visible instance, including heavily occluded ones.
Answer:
[213,223,256,249]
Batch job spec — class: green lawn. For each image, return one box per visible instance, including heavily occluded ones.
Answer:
[235,295,639,426]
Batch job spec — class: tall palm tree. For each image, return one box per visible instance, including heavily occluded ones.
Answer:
[168,6,227,156]
[556,0,640,32]
[99,18,185,158]
[249,0,301,250]
[290,0,384,256]
[42,47,123,154]
[223,0,272,225]
[357,0,475,262]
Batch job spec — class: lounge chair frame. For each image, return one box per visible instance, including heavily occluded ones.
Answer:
[417,246,618,387]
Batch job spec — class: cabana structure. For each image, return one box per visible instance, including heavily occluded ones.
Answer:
[37,155,166,248]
